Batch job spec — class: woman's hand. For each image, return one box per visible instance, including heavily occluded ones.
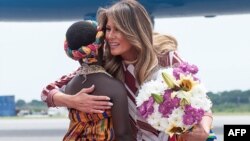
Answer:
[71,85,113,113]
[177,124,209,141]
[177,112,213,141]
[53,85,113,113]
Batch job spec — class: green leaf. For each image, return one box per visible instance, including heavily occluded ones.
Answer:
[180,98,190,106]
[152,93,164,104]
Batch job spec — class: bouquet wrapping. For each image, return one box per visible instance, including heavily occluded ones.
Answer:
[136,62,212,137]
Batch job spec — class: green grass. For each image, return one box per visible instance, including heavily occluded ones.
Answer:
[212,103,250,113]
[213,112,250,116]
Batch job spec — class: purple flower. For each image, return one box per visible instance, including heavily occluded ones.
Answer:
[159,91,180,117]
[138,97,155,118]
[174,62,199,79]
[184,105,193,111]
[163,90,172,100]
[187,64,198,74]
[172,98,180,107]
[179,62,189,72]
[178,62,198,74]
[173,67,183,80]
[195,109,205,121]
[183,114,195,125]
[197,109,205,115]
[159,101,172,118]
[183,105,205,125]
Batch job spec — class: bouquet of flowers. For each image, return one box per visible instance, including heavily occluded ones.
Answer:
[136,62,212,137]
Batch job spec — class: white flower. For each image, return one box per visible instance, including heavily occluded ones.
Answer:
[175,90,191,100]
[190,85,212,111]
[190,98,204,109]
[190,84,207,97]
[147,104,168,131]
[136,80,165,106]
[168,107,184,127]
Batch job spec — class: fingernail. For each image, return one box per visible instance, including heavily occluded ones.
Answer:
[108,102,113,106]
[106,97,110,100]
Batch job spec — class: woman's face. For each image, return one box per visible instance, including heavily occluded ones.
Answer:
[105,17,137,61]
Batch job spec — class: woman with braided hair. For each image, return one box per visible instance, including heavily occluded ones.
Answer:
[61,20,131,141]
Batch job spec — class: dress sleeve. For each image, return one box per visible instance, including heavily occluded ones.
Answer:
[158,50,184,67]
[41,67,80,107]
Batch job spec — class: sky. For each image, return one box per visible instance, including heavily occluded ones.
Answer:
[0,14,250,102]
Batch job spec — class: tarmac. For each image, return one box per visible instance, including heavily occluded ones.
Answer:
[0,115,250,141]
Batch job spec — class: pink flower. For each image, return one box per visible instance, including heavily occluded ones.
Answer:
[173,62,199,80]
[183,105,205,125]
[159,90,180,117]
[138,97,155,118]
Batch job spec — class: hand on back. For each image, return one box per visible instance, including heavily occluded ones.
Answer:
[69,85,113,113]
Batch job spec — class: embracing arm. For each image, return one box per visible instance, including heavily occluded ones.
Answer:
[201,112,213,134]
[40,68,112,113]
[41,67,80,107]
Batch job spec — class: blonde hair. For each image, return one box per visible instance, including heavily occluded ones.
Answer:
[97,0,158,85]
[153,32,178,56]
[153,32,178,67]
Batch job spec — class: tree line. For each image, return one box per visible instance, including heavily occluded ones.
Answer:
[207,90,250,113]
[16,99,47,113]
